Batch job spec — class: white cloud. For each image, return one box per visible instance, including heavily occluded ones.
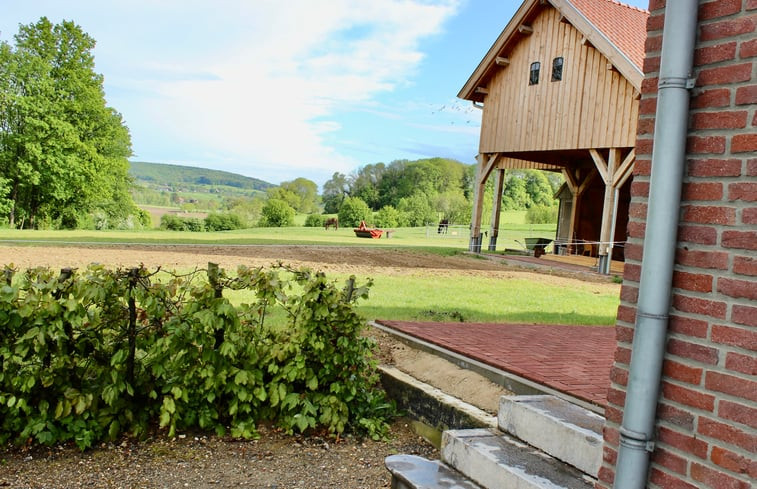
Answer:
[93,0,461,182]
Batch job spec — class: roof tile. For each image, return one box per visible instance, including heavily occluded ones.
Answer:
[569,0,649,70]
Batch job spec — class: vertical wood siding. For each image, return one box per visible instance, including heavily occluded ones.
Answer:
[479,6,639,154]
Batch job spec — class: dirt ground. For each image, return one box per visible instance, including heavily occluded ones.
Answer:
[0,243,609,488]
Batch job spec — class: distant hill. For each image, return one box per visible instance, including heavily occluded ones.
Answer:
[129,161,274,191]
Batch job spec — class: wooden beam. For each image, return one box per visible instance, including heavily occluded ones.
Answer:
[518,25,534,35]
[475,86,489,95]
[590,149,610,185]
[562,168,578,193]
[480,154,500,183]
[495,56,510,67]
[612,150,636,187]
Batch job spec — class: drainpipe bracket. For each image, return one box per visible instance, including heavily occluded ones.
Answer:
[658,76,696,90]
[619,427,656,453]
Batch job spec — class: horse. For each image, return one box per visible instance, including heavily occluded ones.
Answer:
[324,217,338,230]
[437,219,449,234]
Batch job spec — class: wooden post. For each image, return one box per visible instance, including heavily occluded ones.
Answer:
[127,268,139,388]
[488,168,505,251]
[591,148,634,273]
[469,154,499,253]
[208,262,225,348]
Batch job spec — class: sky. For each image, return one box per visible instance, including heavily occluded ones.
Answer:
[1,0,649,188]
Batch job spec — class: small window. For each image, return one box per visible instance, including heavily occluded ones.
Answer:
[529,61,540,85]
[552,57,564,81]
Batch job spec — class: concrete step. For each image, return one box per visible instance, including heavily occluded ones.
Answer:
[498,395,604,476]
[441,429,595,489]
[385,454,484,489]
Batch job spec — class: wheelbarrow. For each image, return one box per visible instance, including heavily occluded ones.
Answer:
[515,237,553,257]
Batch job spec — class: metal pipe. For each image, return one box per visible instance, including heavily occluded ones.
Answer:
[613,3,698,489]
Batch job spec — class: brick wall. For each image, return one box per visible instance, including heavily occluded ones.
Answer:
[599,1,756,488]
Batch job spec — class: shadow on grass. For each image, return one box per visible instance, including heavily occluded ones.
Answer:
[360,306,616,326]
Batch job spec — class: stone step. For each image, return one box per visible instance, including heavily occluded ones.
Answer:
[498,395,604,476]
[441,429,595,489]
[385,454,484,489]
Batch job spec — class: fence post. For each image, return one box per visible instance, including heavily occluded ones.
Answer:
[126,268,139,388]
[208,262,225,348]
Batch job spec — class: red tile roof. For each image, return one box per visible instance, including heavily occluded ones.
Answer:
[569,0,649,70]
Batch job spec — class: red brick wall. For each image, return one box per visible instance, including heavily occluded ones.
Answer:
[599,1,756,488]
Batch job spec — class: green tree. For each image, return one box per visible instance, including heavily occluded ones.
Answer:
[501,174,531,210]
[524,170,556,207]
[0,17,135,228]
[397,192,435,227]
[322,172,348,214]
[338,196,371,227]
[277,177,319,213]
[260,198,294,227]
[374,205,400,228]
[433,190,470,225]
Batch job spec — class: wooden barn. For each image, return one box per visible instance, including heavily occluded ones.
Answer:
[460,0,648,273]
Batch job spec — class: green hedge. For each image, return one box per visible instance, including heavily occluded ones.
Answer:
[0,264,392,450]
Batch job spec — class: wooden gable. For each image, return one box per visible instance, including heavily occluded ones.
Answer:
[475,4,640,156]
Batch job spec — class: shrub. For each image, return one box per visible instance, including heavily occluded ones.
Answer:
[261,199,295,227]
[338,196,371,227]
[397,192,435,227]
[0,264,393,449]
[205,212,244,231]
[304,214,325,227]
[160,214,206,231]
[525,204,558,224]
[374,205,400,228]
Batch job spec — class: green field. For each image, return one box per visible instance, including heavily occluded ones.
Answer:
[0,219,621,326]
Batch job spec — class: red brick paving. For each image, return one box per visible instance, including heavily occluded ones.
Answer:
[376,320,616,408]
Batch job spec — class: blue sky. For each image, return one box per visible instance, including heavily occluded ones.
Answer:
[1,0,648,187]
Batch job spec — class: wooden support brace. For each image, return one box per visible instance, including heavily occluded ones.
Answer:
[589,149,610,185]
[612,150,636,187]
[495,56,510,66]
[518,25,534,35]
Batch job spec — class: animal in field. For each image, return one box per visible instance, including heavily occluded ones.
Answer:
[437,219,449,234]
[324,217,339,230]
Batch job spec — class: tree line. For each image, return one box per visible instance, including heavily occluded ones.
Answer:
[0,18,145,230]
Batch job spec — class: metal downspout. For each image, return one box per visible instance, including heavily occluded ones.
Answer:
[613,3,698,489]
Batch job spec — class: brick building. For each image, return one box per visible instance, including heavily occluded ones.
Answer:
[600,1,756,488]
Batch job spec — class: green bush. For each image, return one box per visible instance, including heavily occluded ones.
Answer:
[338,196,371,227]
[0,264,393,450]
[160,214,206,231]
[204,212,244,231]
[525,204,558,224]
[260,199,295,227]
[374,205,400,228]
[304,214,325,227]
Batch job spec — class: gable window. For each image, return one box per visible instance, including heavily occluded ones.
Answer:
[552,56,564,81]
[529,61,540,85]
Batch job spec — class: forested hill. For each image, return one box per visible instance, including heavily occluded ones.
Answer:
[129,161,274,191]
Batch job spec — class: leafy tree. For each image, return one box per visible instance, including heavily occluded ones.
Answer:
[0,17,135,228]
[397,192,435,227]
[260,198,294,227]
[524,170,556,207]
[501,174,530,210]
[350,163,385,209]
[433,190,470,225]
[374,205,401,228]
[322,172,349,214]
[277,177,319,213]
[338,196,371,227]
